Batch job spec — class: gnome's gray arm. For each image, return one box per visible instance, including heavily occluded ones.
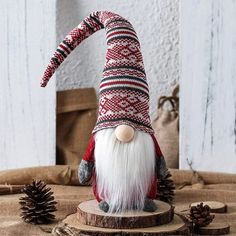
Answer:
[78,135,95,184]
[151,134,168,179]
[79,160,94,184]
[155,156,168,179]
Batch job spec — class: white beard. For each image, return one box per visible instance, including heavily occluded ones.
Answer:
[94,128,156,213]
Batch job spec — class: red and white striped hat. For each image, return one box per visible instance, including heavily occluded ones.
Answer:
[40,11,154,134]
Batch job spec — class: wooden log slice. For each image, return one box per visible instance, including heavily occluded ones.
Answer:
[196,222,230,235]
[63,213,189,236]
[190,201,227,213]
[77,200,174,229]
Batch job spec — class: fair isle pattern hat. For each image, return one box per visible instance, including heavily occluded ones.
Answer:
[40,11,154,135]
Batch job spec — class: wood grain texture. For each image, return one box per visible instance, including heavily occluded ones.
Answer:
[190,201,227,214]
[64,213,189,235]
[197,222,230,235]
[0,0,56,170]
[180,0,236,173]
[77,200,174,229]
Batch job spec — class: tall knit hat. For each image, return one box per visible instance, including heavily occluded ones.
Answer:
[40,11,154,134]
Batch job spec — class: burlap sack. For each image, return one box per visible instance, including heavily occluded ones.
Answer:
[152,85,179,169]
[56,88,97,165]
[170,168,236,185]
[0,165,81,186]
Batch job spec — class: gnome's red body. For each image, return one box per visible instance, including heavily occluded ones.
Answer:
[83,133,162,202]
[40,11,167,212]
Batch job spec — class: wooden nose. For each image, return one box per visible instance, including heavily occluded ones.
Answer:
[115,125,134,143]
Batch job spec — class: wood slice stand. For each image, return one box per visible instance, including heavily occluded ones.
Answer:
[63,200,189,235]
[196,222,230,235]
[190,201,227,213]
[77,199,174,229]
[190,201,230,235]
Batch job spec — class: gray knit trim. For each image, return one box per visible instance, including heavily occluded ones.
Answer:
[156,156,168,179]
[78,160,94,184]
[98,201,110,213]
[143,198,157,212]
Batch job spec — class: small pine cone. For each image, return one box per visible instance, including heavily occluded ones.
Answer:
[19,180,57,224]
[190,202,215,228]
[156,170,175,204]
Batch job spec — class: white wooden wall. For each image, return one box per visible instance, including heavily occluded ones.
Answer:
[0,0,56,170]
[180,0,236,173]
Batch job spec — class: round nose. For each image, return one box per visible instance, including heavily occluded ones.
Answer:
[115,125,135,143]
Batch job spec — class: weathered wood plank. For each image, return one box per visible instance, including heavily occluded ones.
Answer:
[180,0,236,173]
[0,0,56,170]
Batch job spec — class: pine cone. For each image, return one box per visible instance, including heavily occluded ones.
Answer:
[19,180,57,224]
[190,202,215,228]
[156,170,175,204]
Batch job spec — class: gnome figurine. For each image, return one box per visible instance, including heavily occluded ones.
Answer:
[40,11,167,213]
